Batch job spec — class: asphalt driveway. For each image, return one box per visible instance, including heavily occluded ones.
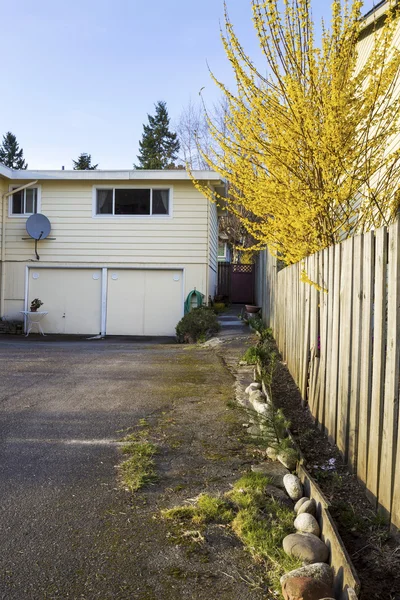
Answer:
[0,336,265,600]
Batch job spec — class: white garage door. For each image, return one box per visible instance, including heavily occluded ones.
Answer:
[28,269,102,334]
[106,269,183,336]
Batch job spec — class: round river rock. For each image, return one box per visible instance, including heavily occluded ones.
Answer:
[283,473,303,501]
[297,498,317,516]
[283,532,329,564]
[294,513,321,537]
[281,576,334,600]
[294,497,309,513]
[280,562,334,587]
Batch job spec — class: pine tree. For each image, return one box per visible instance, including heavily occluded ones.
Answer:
[0,132,27,169]
[72,153,98,170]
[135,101,180,169]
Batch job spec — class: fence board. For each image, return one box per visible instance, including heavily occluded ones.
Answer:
[357,231,375,483]
[318,249,329,430]
[337,238,354,459]
[325,244,335,435]
[309,255,319,416]
[328,243,342,444]
[254,220,400,530]
[378,221,400,519]
[348,234,363,472]
[367,227,388,505]
[301,259,311,403]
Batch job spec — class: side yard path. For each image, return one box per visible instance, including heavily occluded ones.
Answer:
[0,336,268,600]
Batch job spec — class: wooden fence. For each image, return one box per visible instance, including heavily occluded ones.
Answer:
[255,221,400,529]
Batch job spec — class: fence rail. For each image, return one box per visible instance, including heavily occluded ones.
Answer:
[255,221,400,529]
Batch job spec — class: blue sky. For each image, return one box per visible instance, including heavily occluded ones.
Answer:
[1,0,377,170]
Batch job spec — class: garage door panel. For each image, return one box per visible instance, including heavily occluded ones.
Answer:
[106,270,145,336]
[143,270,183,336]
[106,269,183,336]
[63,270,102,334]
[28,269,102,335]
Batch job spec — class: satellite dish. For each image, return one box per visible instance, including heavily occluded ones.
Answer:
[26,214,51,240]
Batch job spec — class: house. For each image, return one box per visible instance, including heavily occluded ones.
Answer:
[0,165,223,336]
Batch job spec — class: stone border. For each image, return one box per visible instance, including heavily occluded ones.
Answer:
[255,362,360,600]
[218,329,360,600]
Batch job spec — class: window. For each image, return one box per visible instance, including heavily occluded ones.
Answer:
[10,187,39,216]
[218,243,227,260]
[95,188,171,217]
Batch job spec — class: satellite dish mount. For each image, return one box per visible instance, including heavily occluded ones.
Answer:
[24,214,54,260]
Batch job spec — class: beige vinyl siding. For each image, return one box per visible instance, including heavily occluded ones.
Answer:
[208,200,218,299]
[0,176,7,248]
[2,178,213,319]
[353,15,400,221]
[0,176,6,309]
[4,180,209,263]
[356,15,400,158]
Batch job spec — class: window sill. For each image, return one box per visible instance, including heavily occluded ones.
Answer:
[92,214,173,219]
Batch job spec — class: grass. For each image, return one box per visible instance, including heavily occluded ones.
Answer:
[231,502,302,589]
[119,438,158,493]
[162,494,235,525]
[161,472,301,597]
[226,473,272,509]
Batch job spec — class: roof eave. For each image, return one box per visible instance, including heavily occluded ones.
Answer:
[5,168,223,184]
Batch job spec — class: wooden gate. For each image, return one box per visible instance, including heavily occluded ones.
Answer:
[218,263,255,303]
[231,264,255,303]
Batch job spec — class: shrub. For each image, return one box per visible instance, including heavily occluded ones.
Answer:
[212,302,226,313]
[241,345,264,364]
[176,307,220,343]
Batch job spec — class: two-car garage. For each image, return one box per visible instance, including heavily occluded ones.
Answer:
[27,267,184,336]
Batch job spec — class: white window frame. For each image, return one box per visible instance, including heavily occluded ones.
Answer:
[8,184,42,218]
[92,185,173,219]
[218,242,228,261]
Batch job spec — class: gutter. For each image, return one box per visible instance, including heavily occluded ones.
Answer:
[1,181,38,319]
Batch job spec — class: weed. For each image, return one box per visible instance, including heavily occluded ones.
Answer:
[162,505,198,521]
[119,440,158,492]
[226,399,237,409]
[247,316,264,333]
[241,346,264,365]
[162,494,235,525]
[167,567,188,580]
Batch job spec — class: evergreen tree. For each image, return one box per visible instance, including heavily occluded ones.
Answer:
[72,153,98,170]
[135,101,180,169]
[0,132,27,169]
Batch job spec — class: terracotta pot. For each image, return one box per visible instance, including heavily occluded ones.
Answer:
[30,307,38,312]
[245,305,261,314]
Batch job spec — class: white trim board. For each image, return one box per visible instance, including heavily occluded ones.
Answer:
[2,168,223,183]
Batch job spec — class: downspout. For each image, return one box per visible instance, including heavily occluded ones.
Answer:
[0,180,38,318]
